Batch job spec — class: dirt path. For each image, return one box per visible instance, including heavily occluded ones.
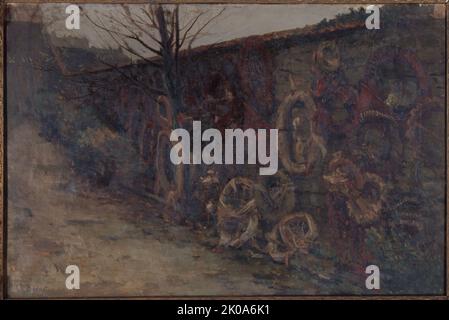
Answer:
[7,120,356,297]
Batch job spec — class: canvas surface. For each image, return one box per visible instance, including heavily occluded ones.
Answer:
[5,3,446,297]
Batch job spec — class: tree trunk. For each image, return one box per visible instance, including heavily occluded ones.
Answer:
[155,5,184,128]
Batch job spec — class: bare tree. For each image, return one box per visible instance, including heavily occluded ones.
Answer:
[84,4,225,127]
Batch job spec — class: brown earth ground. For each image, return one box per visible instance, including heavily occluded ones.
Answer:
[7,120,362,298]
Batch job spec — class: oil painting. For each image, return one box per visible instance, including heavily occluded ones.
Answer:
[5,3,446,297]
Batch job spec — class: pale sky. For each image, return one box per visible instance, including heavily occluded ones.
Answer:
[37,4,361,60]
